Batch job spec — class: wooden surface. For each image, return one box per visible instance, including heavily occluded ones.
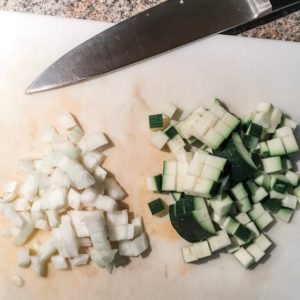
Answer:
[1,11,300,300]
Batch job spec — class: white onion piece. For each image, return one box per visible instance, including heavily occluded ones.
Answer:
[53,141,81,161]
[94,166,107,181]
[3,181,18,202]
[131,233,149,256]
[50,169,70,189]
[68,126,84,143]
[77,237,92,247]
[35,218,50,231]
[46,210,60,228]
[106,210,128,226]
[30,256,45,277]
[52,215,78,258]
[16,248,31,267]
[80,132,108,151]
[51,255,68,270]
[12,274,25,287]
[34,159,53,175]
[41,188,67,210]
[19,173,39,200]
[38,238,57,263]
[82,151,105,172]
[94,195,117,212]
[58,112,77,129]
[70,254,89,266]
[67,188,81,210]
[18,158,35,172]
[31,199,42,213]
[2,204,25,228]
[105,177,126,200]
[13,198,30,212]
[67,164,95,190]
[42,125,61,143]
[81,187,97,207]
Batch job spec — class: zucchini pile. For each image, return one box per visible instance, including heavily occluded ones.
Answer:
[147,100,300,268]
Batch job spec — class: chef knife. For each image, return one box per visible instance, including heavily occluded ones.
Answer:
[26,0,300,94]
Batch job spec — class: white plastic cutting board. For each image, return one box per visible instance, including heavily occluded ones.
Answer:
[0,11,300,300]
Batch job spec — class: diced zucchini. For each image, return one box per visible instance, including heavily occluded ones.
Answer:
[254,234,272,252]
[267,108,282,133]
[282,117,298,130]
[227,236,241,253]
[272,178,289,194]
[285,171,299,186]
[275,126,293,138]
[282,194,297,210]
[236,197,252,213]
[182,241,211,263]
[162,103,178,118]
[205,155,227,171]
[163,161,177,175]
[201,165,221,181]
[262,156,282,173]
[267,138,286,156]
[222,217,239,235]
[244,135,259,150]
[256,102,272,113]
[184,196,206,212]
[293,184,300,200]
[233,248,254,268]
[182,176,197,193]
[146,175,162,192]
[171,192,182,202]
[149,114,165,130]
[207,230,231,252]
[193,106,206,116]
[148,198,165,215]
[246,243,265,263]
[245,222,260,237]
[252,112,270,129]
[235,212,251,225]
[259,142,270,158]
[274,207,293,223]
[231,183,248,201]
[211,211,227,226]
[188,151,207,176]
[214,120,232,139]
[254,172,270,190]
[245,180,258,195]
[222,112,240,129]
[252,187,268,203]
[193,179,218,198]
[162,175,176,191]
[150,131,169,149]
[164,126,178,139]
[211,102,226,118]
[249,203,265,221]
[282,135,299,154]
[177,162,189,176]
[233,224,253,242]
[255,211,273,230]
[167,135,186,155]
[246,122,263,138]
[210,195,233,216]
[282,157,293,171]
[269,190,286,200]
[263,198,282,214]
[202,128,224,150]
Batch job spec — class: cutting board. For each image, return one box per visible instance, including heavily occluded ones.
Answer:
[1,11,300,300]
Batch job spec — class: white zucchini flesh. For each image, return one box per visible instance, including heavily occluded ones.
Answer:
[233,248,254,268]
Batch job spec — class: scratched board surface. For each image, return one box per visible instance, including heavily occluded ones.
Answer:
[0,11,300,300]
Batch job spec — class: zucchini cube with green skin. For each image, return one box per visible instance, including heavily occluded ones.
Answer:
[150,131,169,150]
[182,175,197,193]
[263,198,282,214]
[245,222,260,237]
[149,114,165,130]
[282,156,293,171]
[246,243,265,263]
[269,190,286,200]
[164,126,178,139]
[202,128,224,150]
[244,135,259,150]
[262,156,282,173]
[282,135,299,154]
[146,175,162,192]
[148,198,165,215]
[162,103,178,119]
[214,120,232,139]
[293,184,300,200]
[255,211,273,230]
[275,207,294,223]
[184,196,206,212]
[163,161,177,175]
[267,138,286,156]
[259,142,270,158]
[252,187,268,203]
[222,216,239,235]
[254,172,270,190]
[282,194,298,210]
[285,171,299,186]
[193,179,219,198]
[227,236,241,254]
[246,122,263,138]
[254,234,272,252]
[275,126,293,138]
[188,151,207,176]
[204,155,227,171]
[171,192,182,202]
[233,248,254,268]
[282,117,298,129]
[233,224,253,242]
[272,179,289,194]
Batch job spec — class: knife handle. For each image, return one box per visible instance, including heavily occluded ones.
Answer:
[224,1,300,36]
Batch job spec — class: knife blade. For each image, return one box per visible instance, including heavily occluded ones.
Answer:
[26,0,300,94]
